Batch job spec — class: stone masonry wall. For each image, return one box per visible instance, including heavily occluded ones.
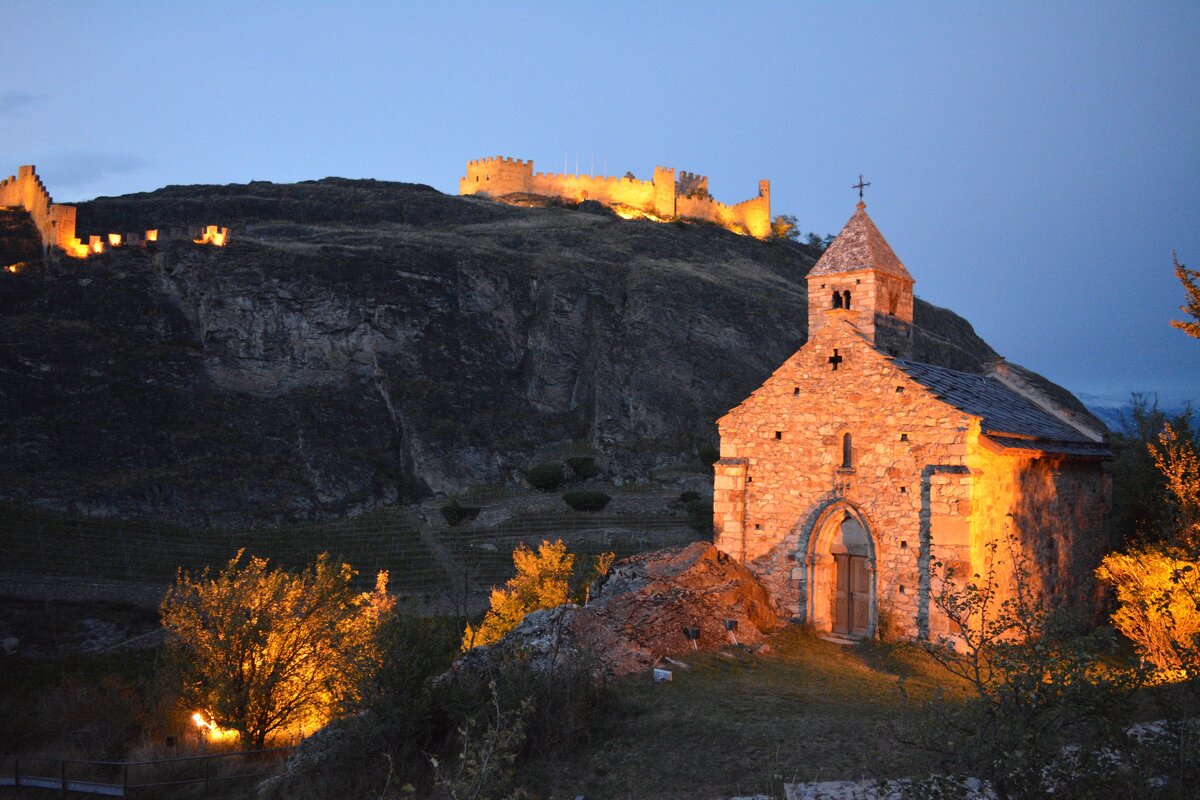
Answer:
[0,165,84,255]
[806,269,914,358]
[460,156,770,238]
[966,441,1112,612]
[714,311,975,637]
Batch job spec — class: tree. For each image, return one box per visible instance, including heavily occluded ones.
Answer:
[1171,253,1200,340]
[462,540,574,650]
[1098,420,1200,678]
[1096,547,1200,677]
[161,550,393,749]
[770,214,800,241]
[1090,255,1200,788]
[1150,421,1200,550]
[1110,395,1188,545]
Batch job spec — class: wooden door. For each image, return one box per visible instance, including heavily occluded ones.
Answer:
[848,556,870,637]
[834,554,870,637]
[833,554,850,634]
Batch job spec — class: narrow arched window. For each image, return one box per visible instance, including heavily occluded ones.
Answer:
[843,290,852,309]
[832,290,842,309]
[841,432,853,468]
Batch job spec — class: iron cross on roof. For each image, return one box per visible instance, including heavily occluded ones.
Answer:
[852,174,871,200]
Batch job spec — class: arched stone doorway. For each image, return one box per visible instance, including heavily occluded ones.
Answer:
[800,503,877,638]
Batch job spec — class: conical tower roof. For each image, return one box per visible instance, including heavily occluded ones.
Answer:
[809,202,913,281]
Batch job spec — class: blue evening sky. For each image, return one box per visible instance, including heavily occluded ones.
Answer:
[2,1,1197,405]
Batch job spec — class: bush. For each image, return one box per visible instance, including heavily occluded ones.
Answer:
[440,500,481,526]
[463,540,574,650]
[523,462,565,492]
[263,613,463,799]
[679,490,701,504]
[562,490,611,512]
[439,648,609,772]
[910,534,1142,797]
[565,456,601,480]
[160,551,394,749]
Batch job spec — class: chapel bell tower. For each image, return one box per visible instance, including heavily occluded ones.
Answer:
[806,200,915,359]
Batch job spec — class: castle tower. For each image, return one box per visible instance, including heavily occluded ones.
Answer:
[806,202,914,358]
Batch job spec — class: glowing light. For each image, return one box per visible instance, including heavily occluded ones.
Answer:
[4,262,26,274]
[194,225,229,247]
[108,233,122,247]
[89,236,105,255]
[145,229,158,242]
[191,711,239,742]
[611,204,671,224]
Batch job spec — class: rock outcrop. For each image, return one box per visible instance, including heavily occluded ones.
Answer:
[0,178,1098,524]
[453,542,778,678]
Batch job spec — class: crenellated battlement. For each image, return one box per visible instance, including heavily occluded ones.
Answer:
[459,155,771,238]
[1,164,230,260]
[466,156,534,168]
[0,165,87,256]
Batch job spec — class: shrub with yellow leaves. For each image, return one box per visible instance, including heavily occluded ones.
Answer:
[462,539,574,651]
[1096,547,1200,678]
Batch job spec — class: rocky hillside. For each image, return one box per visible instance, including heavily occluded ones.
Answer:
[0,178,1088,525]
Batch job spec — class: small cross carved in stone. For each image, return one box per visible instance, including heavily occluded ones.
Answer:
[829,349,843,371]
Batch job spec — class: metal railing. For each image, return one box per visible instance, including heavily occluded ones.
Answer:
[0,747,292,797]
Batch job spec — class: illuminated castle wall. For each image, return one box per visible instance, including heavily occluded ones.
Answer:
[1,165,227,258]
[460,157,772,239]
[0,165,87,257]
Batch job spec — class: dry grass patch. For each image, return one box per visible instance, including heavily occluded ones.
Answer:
[529,627,965,800]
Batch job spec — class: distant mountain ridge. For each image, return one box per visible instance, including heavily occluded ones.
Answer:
[1077,391,1195,435]
[0,178,1100,524]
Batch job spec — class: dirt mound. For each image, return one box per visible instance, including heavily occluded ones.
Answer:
[453,541,780,678]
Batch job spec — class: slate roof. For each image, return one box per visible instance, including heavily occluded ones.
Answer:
[809,202,914,281]
[893,359,1111,457]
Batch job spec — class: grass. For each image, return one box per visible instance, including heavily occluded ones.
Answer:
[527,628,966,800]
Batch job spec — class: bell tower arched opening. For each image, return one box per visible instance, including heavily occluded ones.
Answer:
[800,503,878,638]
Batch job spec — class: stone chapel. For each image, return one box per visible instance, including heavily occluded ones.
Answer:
[712,201,1112,640]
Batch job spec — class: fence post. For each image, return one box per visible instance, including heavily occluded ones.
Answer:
[123,762,129,793]
[60,759,66,797]
[13,756,18,788]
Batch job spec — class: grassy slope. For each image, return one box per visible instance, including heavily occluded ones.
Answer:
[531,628,965,800]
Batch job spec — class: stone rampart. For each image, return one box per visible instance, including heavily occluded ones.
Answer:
[0,165,86,256]
[460,156,771,238]
[2,163,230,258]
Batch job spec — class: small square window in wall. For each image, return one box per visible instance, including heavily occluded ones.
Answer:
[754,523,762,530]
[899,584,906,594]
[746,476,753,483]
[775,431,782,440]
[899,486,907,494]
[895,386,905,393]
[793,387,800,396]
[900,433,909,442]
[900,540,908,549]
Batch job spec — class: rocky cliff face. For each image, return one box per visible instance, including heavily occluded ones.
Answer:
[0,178,1090,524]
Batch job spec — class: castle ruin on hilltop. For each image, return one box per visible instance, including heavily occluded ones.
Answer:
[460,157,771,239]
[0,165,87,257]
[0,165,227,262]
